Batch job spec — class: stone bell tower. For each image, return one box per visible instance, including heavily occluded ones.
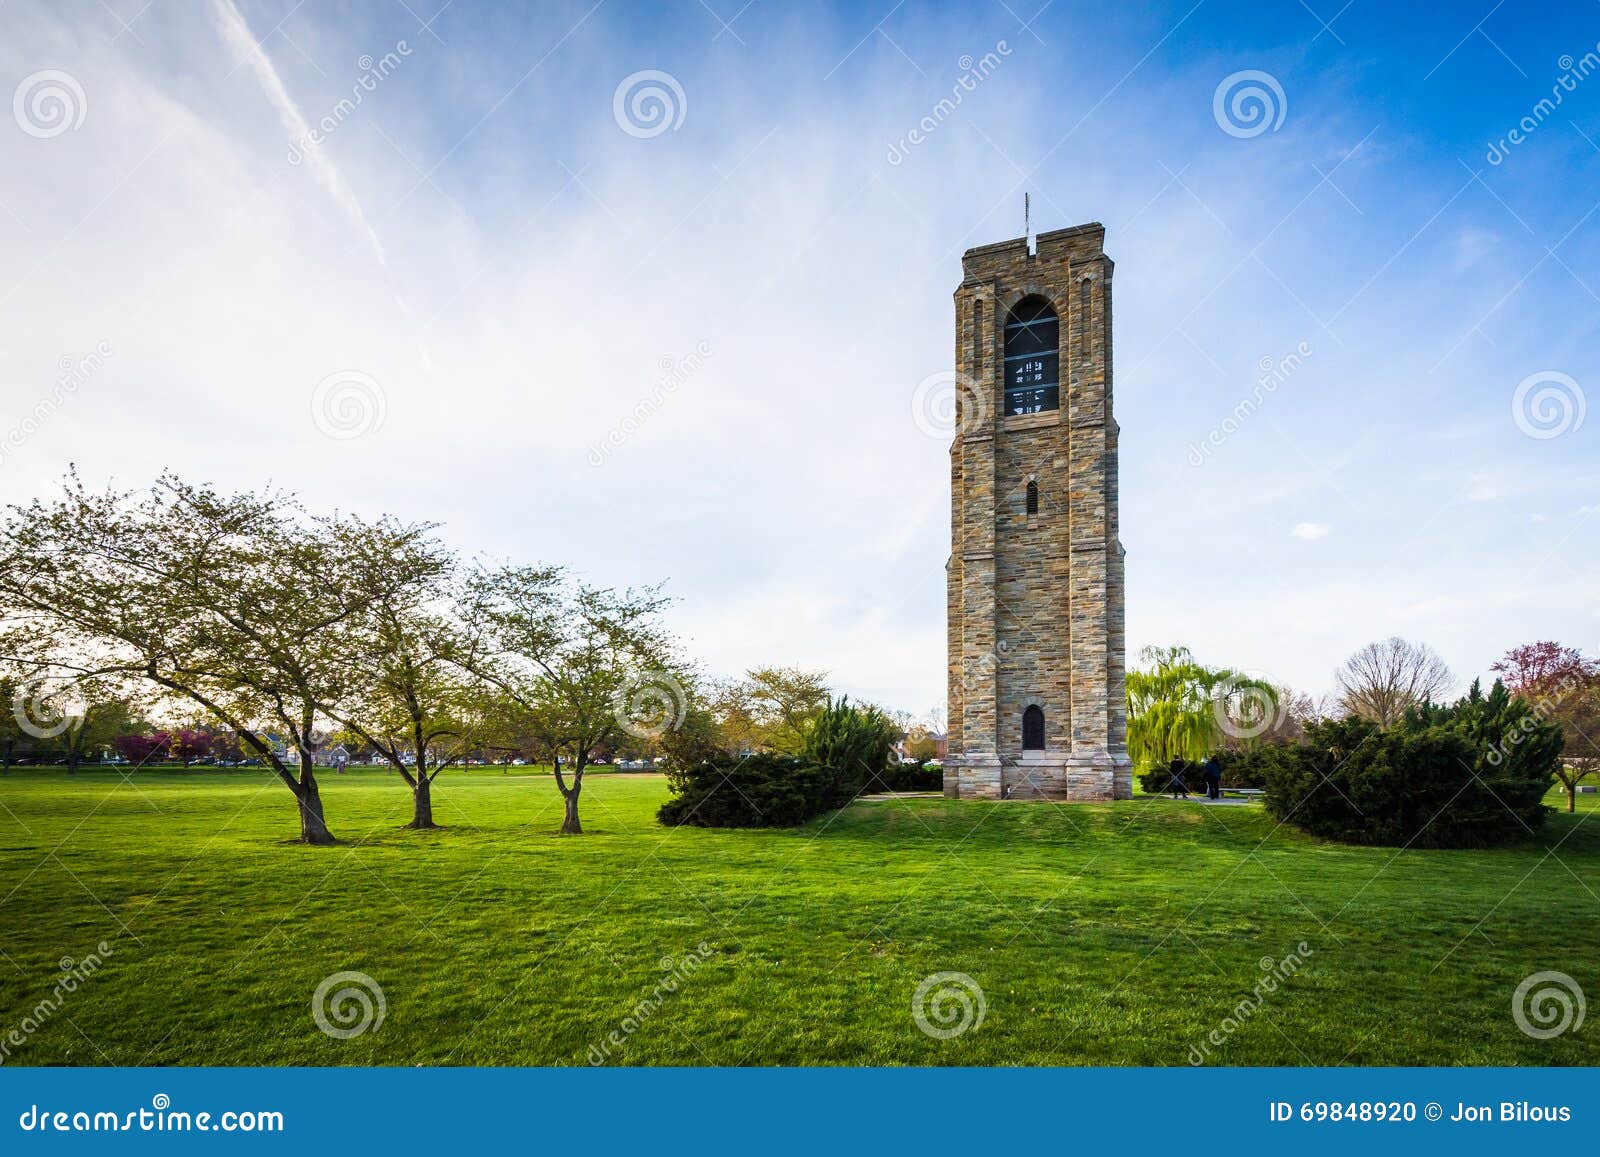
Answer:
[944,222,1131,801]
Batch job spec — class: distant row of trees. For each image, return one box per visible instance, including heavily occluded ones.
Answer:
[652,665,933,767]
[1127,637,1461,769]
[672,666,832,757]
[0,686,143,773]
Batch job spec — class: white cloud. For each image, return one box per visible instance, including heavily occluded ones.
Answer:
[1291,522,1331,540]
[1465,471,1509,502]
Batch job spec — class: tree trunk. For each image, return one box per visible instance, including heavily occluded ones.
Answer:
[296,769,336,845]
[410,775,438,829]
[560,786,582,834]
[1570,785,1577,813]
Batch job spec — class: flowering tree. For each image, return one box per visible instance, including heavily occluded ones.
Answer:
[1492,641,1600,812]
[170,729,212,763]
[114,732,170,764]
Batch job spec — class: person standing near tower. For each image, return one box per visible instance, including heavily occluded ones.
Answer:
[1168,757,1190,800]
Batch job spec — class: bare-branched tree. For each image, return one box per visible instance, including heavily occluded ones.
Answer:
[1335,637,1453,726]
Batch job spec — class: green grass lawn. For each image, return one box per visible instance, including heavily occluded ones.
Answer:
[0,768,1595,1066]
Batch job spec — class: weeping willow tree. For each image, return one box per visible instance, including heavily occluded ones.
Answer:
[1125,646,1279,769]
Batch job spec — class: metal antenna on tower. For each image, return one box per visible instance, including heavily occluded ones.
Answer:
[1024,192,1030,240]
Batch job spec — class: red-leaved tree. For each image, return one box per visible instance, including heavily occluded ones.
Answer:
[1492,642,1600,812]
[114,732,170,764]
[169,729,211,762]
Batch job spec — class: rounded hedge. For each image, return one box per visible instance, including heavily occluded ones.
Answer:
[1259,683,1558,848]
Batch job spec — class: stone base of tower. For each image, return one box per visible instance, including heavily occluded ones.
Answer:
[943,754,1002,799]
[943,749,1132,802]
[1087,747,1134,801]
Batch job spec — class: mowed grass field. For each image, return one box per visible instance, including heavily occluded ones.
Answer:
[0,768,1596,1066]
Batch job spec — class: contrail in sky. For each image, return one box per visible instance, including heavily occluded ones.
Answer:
[211,0,388,267]
[212,0,435,371]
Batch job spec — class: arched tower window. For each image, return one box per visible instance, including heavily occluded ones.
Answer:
[1025,479,1039,515]
[1022,704,1045,750]
[1004,296,1059,416]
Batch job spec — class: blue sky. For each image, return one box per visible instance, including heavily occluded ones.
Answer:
[2,0,1597,718]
